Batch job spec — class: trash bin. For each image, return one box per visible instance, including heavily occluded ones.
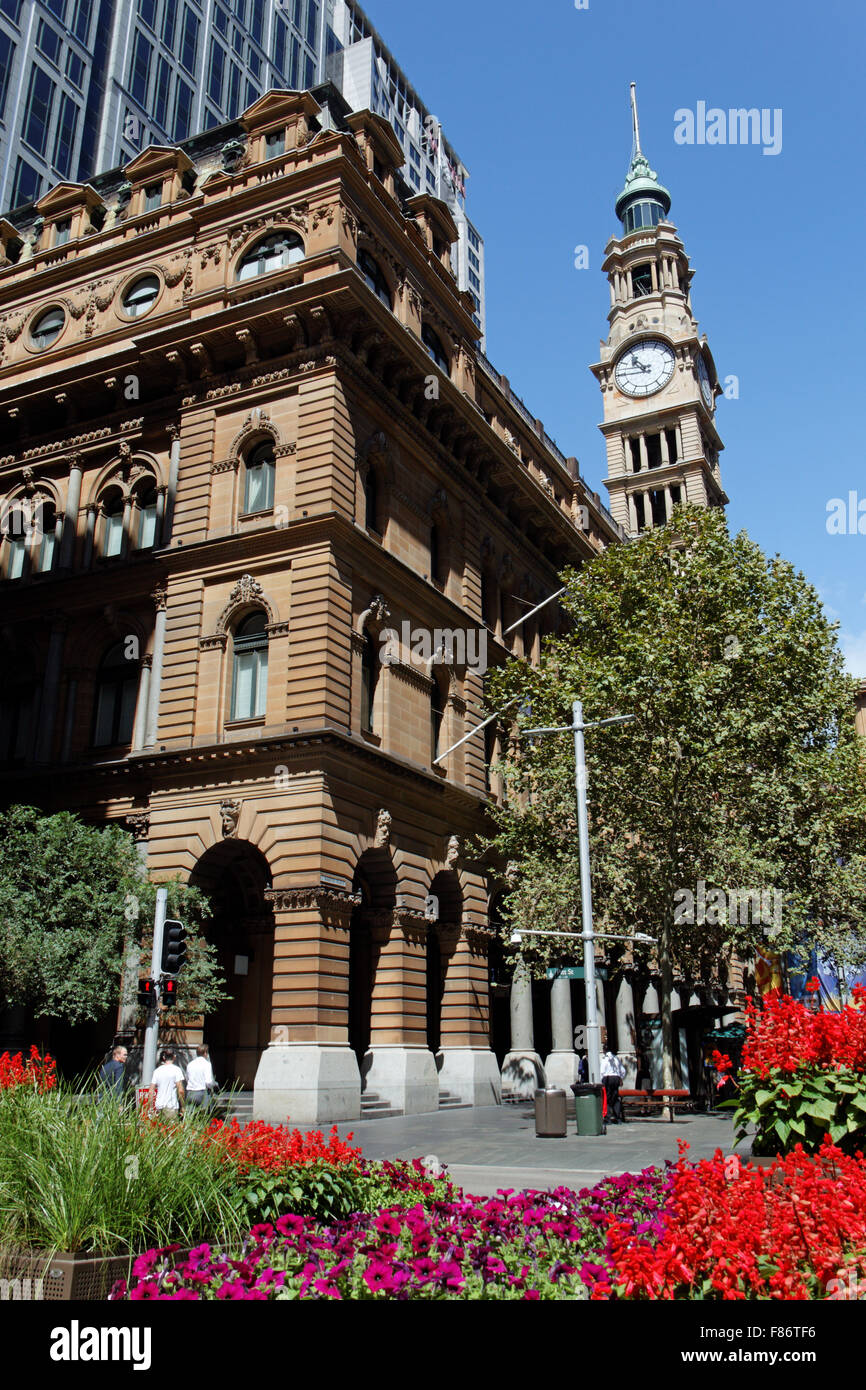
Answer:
[571,1082,604,1136]
[534,1087,568,1138]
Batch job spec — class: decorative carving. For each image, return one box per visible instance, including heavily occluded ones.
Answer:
[219,799,242,837]
[358,594,390,634]
[125,811,150,842]
[396,909,428,945]
[445,835,461,869]
[373,808,391,848]
[311,203,336,230]
[200,244,223,268]
[228,207,309,255]
[210,457,240,474]
[214,574,275,633]
[463,925,495,954]
[162,253,191,289]
[151,585,167,612]
[199,633,228,651]
[265,886,360,922]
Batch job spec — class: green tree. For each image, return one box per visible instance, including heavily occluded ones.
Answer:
[0,805,228,1026]
[482,507,866,1087]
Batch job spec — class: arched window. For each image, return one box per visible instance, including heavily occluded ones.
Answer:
[30,306,65,351]
[422,323,449,373]
[363,467,378,532]
[236,230,304,282]
[242,442,275,514]
[134,483,158,549]
[357,249,391,308]
[36,501,57,573]
[93,641,139,747]
[231,611,268,720]
[430,677,444,764]
[4,502,31,579]
[360,630,379,734]
[122,274,160,318]
[101,490,125,558]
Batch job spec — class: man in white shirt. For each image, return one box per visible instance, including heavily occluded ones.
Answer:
[600,1046,627,1124]
[185,1044,215,1117]
[149,1048,185,1118]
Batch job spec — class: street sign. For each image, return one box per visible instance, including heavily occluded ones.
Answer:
[545,966,608,981]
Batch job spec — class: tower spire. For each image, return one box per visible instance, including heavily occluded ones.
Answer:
[630,81,642,157]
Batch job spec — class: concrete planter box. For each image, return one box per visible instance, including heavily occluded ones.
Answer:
[0,1247,133,1301]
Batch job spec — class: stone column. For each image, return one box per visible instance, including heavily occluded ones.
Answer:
[163,425,181,544]
[117,814,150,1039]
[501,958,545,1099]
[59,453,82,569]
[82,503,98,569]
[362,908,438,1115]
[254,886,361,1125]
[614,974,637,1085]
[639,435,649,471]
[34,618,66,762]
[664,487,673,522]
[545,971,580,1089]
[437,925,501,1106]
[59,672,78,761]
[144,586,167,747]
[131,654,152,753]
[120,495,133,559]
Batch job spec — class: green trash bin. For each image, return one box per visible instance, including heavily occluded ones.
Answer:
[572,1082,604,1136]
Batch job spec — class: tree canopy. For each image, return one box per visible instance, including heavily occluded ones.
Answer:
[0,805,228,1026]
[482,507,866,1083]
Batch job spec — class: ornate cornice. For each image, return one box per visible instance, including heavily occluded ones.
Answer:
[388,659,434,694]
[199,633,228,651]
[266,886,361,923]
[125,810,150,841]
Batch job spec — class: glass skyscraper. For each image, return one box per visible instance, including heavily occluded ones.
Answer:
[0,0,485,339]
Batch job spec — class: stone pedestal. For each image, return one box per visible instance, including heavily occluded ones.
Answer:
[501,959,544,1099]
[361,1044,439,1114]
[362,908,439,1114]
[254,1042,361,1124]
[614,974,638,1085]
[436,925,501,1105]
[437,1047,501,1106]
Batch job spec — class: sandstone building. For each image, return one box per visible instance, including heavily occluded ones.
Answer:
[0,84,625,1119]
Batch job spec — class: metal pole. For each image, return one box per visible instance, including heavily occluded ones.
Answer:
[574,700,602,1085]
[141,886,167,1086]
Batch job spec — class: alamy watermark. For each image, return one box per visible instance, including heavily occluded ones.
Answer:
[826,492,866,535]
[674,103,782,156]
[380,621,488,674]
[673,880,782,931]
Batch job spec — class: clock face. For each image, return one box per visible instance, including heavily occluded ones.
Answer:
[614,339,675,397]
[697,355,714,409]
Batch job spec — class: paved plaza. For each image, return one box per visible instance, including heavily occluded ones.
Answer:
[332,1105,739,1196]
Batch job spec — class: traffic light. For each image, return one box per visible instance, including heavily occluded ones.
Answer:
[161,919,187,975]
[161,977,179,1007]
[138,977,157,1007]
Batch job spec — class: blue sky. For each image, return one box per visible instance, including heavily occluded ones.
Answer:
[364,0,866,675]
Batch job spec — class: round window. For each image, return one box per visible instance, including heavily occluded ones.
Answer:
[122,274,160,318]
[30,306,65,350]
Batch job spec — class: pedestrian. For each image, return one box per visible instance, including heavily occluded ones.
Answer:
[185,1044,215,1119]
[601,1045,626,1124]
[98,1044,128,1100]
[149,1048,185,1119]
[577,1050,589,1084]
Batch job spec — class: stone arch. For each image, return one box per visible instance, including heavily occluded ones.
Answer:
[226,408,290,465]
[349,845,399,1064]
[214,573,278,636]
[426,868,463,1053]
[86,450,163,506]
[189,838,275,1088]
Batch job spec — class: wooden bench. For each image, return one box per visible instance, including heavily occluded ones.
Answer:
[620,1088,693,1121]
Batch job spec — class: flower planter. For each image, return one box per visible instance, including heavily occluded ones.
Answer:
[0,1247,132,1301]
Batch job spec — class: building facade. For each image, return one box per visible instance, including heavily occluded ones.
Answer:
[0,83,616,1118]
[0,0,485,337]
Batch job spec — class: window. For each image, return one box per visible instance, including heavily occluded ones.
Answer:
[0,0,22,21]
[236,230,304,281]
[101,491,124,557]
[214,3,228,35]
[306,0,318,46]
[53,96,79,178]
[45,0,67,18]
[243,442,275,513]
[250,0,263,42]
[93,641,139,747]
[135,484,158,548]
[30,306,65,350]
[422,323,449,372]
[288,36,300,87]
[161,0,178,47]
[180,5,199,71]
[302,52,314,87]
[363,468,378,532]
[265,128,284,157]
[129,31,152,105]
[138,0,157,28]
[11,158,41,208]
[3,503,29,579]
[631,263,653,298]
[409,168,420,189]
[153,57,170,128]
[248,49,260,77]
[66,50,85,88]
[23,66,55,156]
[144,181,162,211]
[173,77,193,139]
[73,0,92,42]
[37,502,57,573]
[360,632,378,734]
[231,612,268,720]
[468,250,479,271]
[227,62,241,117]
[245,79,259,108]
[36,20,63,64]
[665,428,678,464]
[273,15,287,73]
[234,0,246,20]
[357,249,390,308]
[468,226,480,250]
[410,145,420,167]
[430,679,444,763]
[232,25,243,54]
[123,273,160,317]
[0,32,14,120]
[468,270,480,291]
[54,218,71,246]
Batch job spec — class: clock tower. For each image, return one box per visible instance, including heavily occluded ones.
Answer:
[592,86,728,535]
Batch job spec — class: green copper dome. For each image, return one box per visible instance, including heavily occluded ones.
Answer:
[615,149,671,225]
